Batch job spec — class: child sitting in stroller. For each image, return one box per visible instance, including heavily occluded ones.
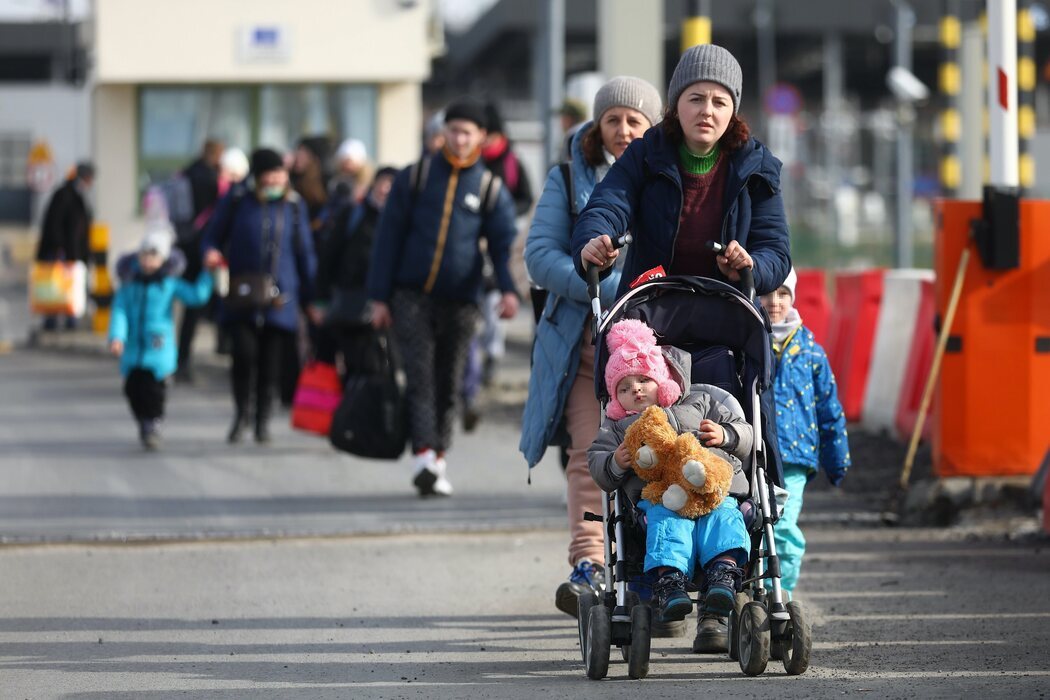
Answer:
[588,319,753,653]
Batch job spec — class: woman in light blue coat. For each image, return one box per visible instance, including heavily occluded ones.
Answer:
[519,76,662,619]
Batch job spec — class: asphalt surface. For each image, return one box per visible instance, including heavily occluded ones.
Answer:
[0,332,1048,697]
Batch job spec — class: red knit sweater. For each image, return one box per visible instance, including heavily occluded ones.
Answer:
[670,154,727,278]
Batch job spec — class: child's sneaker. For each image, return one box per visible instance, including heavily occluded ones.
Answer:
[702,560,742,616]
[651,569,692,622]
[554,560,605,618]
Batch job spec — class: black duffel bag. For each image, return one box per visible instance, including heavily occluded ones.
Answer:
[328,334,407,460]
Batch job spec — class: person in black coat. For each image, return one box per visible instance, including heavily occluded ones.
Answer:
[36,162,94,331]
[175,139,223,382]
[312,166,398,379]
[37,162,94,264]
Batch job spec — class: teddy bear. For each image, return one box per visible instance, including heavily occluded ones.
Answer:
[623,405,736,519]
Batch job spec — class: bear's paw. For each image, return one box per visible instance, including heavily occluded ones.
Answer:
[662,484,687,512]
[635,445,658,470]
[683,460,707,489]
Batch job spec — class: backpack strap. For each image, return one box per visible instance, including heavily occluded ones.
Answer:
[408,155,431,204]
[558,161,577,221]
[479,168,503,215]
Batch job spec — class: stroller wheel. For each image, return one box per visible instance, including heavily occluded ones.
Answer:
[779,600,812,675]
[585,602,612,680]
[737,601,770,676]
[626,604,652,679]
[577,592,598,664]
[727,591,749,662]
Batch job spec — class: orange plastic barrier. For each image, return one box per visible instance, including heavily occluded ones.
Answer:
[793,269,830,347]
[825,270,884,422]
[934,199,1050,477]
[894,278,935,442]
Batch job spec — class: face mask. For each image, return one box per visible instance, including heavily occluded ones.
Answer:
[261,185,285,201]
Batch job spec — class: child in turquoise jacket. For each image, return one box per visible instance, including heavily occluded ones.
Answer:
[108,224,213,448]
[760,268,850,595]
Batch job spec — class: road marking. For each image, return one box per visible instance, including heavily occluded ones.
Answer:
[809,547,1049,561]
[812,640,1007,649]
[803,590,946,599]
[825,611,1050,621]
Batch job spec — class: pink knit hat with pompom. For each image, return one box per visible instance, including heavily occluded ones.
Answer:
[604,319,682,420]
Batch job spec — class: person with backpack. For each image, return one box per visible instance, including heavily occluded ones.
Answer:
[174,138,224,383]
[311,165,398,380]
[517,76,663,620]
[202,148,318,444]
[367,99,520,498]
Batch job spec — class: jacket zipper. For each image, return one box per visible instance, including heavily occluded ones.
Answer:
[423,167,460,293]
[134,281,148,367]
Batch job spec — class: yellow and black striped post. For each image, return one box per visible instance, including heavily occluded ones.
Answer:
[681,0,711,51]
[88,222,112,335]
[1018,0,1036,195]
[940,0,962,197]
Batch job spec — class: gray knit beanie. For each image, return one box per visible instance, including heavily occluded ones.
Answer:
[592,76,663,128]
[667,44,743,113]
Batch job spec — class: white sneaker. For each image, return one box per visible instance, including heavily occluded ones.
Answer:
[411,449,439,496]
[432,455,453,496]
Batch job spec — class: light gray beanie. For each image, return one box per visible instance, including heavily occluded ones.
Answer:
[667,44,743,113]
[592,76,663,127]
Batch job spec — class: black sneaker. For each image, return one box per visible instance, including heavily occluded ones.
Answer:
[554,560,605,618]
[703,561,742,616]
[652,570,692,622]
[691,614,729,653]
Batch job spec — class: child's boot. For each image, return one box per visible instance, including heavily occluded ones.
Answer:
[651,569,692,622]
[139,419,162,451]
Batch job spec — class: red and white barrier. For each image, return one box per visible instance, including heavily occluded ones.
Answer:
[793,269,830,347]
[825,270,884,423]
[861,270,935,435]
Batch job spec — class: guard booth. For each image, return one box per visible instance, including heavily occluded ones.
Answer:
[931,2,1050,520]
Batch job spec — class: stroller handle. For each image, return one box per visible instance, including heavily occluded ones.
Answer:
[587,233,632,340]
[706,241,756,302]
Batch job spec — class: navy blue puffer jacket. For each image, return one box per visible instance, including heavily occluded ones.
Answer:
[570,126,791,297]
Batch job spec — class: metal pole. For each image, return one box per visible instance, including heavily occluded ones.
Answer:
[988,0,1019,187]
[824,32,843,243]
[540,0,565,169]
[755,0,776,138]
[894,0,915,268]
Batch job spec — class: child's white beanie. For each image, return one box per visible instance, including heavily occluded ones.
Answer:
[140,223,173,261]
[782,267,797,300]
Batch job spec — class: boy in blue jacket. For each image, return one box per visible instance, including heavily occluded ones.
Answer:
[760,268,850,596]
[108,224,213,449]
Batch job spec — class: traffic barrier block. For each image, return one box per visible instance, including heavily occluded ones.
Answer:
[862,270,934,435]
[895,277,936,442]
[793,268,830,347]
[826,270,883,422]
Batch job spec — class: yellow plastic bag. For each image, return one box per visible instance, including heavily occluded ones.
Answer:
[29,261,87,317]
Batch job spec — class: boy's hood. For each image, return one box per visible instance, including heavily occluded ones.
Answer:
[661,345,691,396]
[116,248,187,282]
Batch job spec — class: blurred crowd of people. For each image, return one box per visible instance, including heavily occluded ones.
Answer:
[57,98,536,497]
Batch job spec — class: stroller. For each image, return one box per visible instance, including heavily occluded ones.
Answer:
[577,253,812,679]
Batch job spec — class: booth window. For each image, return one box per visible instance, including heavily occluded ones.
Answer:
[138,84,377,188]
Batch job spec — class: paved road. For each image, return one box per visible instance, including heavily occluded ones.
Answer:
[1,348,1048,698]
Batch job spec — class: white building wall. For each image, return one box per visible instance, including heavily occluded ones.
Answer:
[92,84,140,259]
[94,0,430,84]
